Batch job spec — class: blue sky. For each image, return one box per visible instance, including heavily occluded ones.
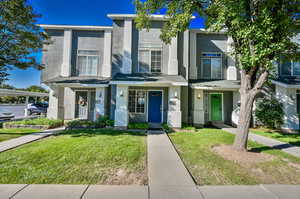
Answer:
[7,0,204,88]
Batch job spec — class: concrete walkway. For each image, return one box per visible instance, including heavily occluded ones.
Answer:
[221,127,300,158]
[0,127,64,152]
[147,130,202,199]
[1,184,300,199]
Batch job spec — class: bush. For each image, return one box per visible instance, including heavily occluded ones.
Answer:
[128,122,149,129]
[162,123,171,132]
[66,117,115,129]
[65,120,96,129]
[254,97,284,129]
[5,118,64,129]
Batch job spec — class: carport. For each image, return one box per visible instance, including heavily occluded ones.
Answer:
[0,89,49,117]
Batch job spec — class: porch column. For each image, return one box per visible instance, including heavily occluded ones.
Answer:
[114,85,129,128]
[64,87,75,120]
[227,36,237,80]
[189,32,197,80]
[47,86,65,119]
[193,89,205,127]
[61,29,72,77]
[168,36,178,75]
[121,19,132,74]
[94,87,106,121]
[168,86,182,128]
[24,96,29,117]
[102,30,112,78]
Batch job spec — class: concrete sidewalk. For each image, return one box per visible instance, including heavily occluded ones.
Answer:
[1,184,300,199]
[222,127,300,158]
[147,130,202,199]
[0,127,65,153]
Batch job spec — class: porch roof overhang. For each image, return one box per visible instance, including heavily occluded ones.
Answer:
[190,80,241,91]
[44,76,110,88]
[272,79,300,89]
[110,73,188,86]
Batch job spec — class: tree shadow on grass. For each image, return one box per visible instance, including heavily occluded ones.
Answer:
[249,142,300,153]
[55,129,146,138]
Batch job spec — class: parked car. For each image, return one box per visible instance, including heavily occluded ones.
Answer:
[27,102,48,115]
[0,108,15,120]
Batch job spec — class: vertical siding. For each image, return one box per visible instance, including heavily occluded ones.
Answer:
[112,20,124,76]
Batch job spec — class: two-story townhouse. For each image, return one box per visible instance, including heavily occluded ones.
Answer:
[108,14,188,128]
[40,25,113,121]
[188,29,240,127]
[40,14,242,129]
[272,33,300,132]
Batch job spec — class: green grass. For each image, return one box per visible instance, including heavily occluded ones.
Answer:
[0,129,147,184]
[5,118,64,128]
[251,128,300,147]
[169,128,300,185]
[0,128,40,142]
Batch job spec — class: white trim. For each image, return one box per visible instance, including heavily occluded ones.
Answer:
[39,24,112,31]
[76,50,99,76]
[138,48,163,73]
[209,93,224,121]
[107,14,195,21]
[147,90,164,123]
[110,81,188,86]
[52,83,108,88]
[200,52,223,80]
[128,89,147,114]
[272,80,300,89]
[189,28,227,34]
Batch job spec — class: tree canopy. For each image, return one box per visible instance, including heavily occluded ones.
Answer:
[135,0,300,151]
[0,0,48,83]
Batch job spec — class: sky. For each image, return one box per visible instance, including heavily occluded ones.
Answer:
[7,0,205,88]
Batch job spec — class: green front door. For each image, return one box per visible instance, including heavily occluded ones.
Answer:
[211,94,222,121]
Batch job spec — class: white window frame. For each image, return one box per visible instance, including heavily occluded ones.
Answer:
[77,50,99,76]
[128,89,147,114]
[200,52,223,79]
[138,48,163,73]
[281,61,300,77]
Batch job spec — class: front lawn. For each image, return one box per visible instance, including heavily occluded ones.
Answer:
[0,128,40,142]
[251,128,300,147]
[0,129,147,184]
[169,128,300,185]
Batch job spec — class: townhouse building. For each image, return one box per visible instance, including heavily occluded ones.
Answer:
[40,14,242,129]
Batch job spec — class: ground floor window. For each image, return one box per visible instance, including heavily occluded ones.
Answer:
[128,90,146,113]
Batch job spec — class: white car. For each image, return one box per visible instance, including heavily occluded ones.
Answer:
[0,108,15,120]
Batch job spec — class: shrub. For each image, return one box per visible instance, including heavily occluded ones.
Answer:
[95,116,114,128]
[162,123,171,132]
[254,97,284,129]
[4,118,64,129]
[128,122,149,129]
[182,123,197,131]
[65,120,96,129]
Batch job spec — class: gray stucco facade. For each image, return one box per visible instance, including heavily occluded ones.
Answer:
[40,14,244,129]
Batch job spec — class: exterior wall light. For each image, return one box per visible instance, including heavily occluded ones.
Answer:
[197,93,201,99]
[120,90,124,97]
[174,91,178,98]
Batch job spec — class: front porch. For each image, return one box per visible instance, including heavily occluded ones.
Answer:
[190,80,241,127]
[113,85,183,128]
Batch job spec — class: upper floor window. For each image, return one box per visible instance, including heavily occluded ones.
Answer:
[77,50,98,76]
[138,49,162,73]
[200,52,222,79]
[281,61,300,76]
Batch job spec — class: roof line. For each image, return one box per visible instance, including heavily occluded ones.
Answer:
[38,24,112,31]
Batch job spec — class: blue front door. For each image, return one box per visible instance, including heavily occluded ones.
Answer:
[148,91,162,123]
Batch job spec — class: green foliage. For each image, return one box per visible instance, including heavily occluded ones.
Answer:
[162,123,171,132]
[0,0,49,82]
[254,97,284,129]
[128,122,149,129]
[5,118,63,128]
[66,117,115,129]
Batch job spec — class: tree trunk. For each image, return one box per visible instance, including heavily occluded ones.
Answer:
[233,87,255,151]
